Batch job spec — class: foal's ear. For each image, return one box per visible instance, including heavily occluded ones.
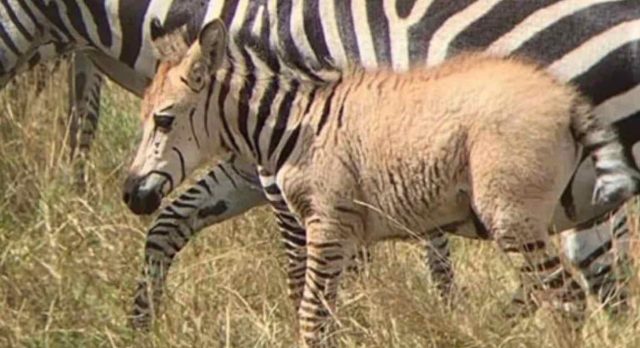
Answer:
[198,19,227,70]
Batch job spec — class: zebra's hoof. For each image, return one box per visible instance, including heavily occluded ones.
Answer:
[592,174,638,206]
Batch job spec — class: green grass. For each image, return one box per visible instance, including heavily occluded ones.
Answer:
[1,62,639,347]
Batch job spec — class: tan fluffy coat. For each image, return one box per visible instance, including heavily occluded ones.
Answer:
[284,55,584,244]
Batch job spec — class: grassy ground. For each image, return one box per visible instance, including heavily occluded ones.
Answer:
[1,62,639,348]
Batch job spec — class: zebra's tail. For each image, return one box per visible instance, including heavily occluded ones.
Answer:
[569,95,640,205]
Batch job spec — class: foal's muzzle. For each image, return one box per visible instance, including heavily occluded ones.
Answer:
[122,174,163,215]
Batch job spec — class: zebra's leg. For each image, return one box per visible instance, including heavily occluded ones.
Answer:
[68,52,103,191]
[32,62,50,95]
[131,160,266,330]
[561,206,632,316]
[424,231,455,301]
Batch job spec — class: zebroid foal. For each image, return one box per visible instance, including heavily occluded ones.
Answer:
[124,20,639,346]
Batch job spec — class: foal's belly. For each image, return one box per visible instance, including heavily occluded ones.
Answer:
[361,186,473,243]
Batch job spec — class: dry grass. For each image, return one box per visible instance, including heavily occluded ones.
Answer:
[1,62,639,348]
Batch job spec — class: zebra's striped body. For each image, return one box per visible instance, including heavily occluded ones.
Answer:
[1,0,637,326]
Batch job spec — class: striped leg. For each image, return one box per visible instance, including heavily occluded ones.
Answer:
[260,175,374,312]
[131,161,266,329]
[562,206,632,316]
[300,218,355,347]
[289,182,365,348]
[258,170,309,310]
[274,206,308,309]
[495,221,587,327]
[346,247,371,274]
[68,52,103,191]
[425,231,455,300]
[30,61,53,95]
[274,210,374,306]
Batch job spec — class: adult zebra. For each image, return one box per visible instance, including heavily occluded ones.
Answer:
[1,0,636,327]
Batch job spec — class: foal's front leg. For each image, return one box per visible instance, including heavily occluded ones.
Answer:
[299,212,359,347]
[259,169,309,310]
[273,209,308,309]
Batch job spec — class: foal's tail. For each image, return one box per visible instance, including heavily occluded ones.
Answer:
[569,95,640,205]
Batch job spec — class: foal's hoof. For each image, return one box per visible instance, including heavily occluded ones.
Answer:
[501,302,537,323]
[129,312,152,332]
[129,300,154,331]
[602,290,631,320]
[501,289,538,324]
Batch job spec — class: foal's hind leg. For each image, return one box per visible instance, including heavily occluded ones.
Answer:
[469,122,587,325]
[477,200,587,326]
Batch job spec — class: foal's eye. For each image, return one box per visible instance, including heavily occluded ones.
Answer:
[154,113,175,132]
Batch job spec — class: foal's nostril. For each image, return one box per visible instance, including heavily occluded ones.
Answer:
[123,191,131,205]
[122,175,140,205]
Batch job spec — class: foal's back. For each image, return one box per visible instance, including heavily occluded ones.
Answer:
[342,54,578,153]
